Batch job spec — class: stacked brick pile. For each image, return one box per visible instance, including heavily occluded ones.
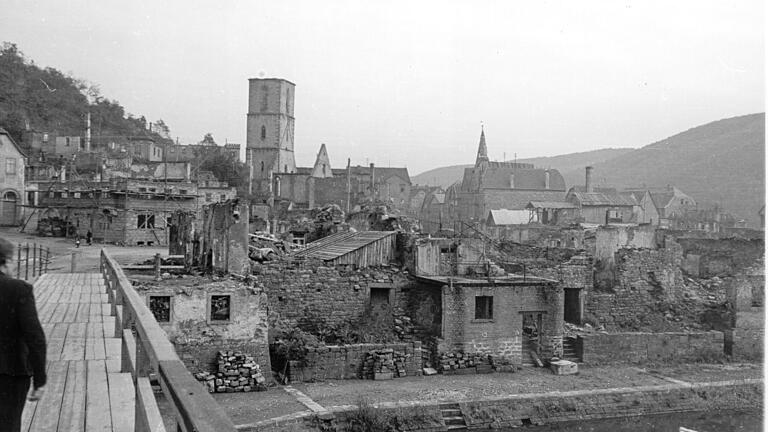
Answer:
[393,315,414,340]
[194,351,267,393]
[362,349,410,379]
[438,352,492,375]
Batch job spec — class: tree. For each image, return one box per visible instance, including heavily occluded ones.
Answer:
[200,132,216,146]
[198,152,249,190]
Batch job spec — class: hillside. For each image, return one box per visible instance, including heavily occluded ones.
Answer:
[0,42,170,145]
[580,113,765,227]
[412,148,634,187]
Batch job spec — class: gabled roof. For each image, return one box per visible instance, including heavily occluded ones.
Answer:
[568,191,637,206]
[0,128,27,158]
[310,143,333,178]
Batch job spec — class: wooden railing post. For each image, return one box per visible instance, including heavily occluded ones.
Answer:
[154,253,162,281]
[70,252,77,273]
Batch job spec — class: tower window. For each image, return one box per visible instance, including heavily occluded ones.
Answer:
[261,161,264,172]
[261,126,266,140]
[284,164,287,173]
[261,85,268,112]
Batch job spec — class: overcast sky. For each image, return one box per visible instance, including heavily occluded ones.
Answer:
[1,0,764,175]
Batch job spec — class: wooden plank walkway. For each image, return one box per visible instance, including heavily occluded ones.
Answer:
[22,273,135,432]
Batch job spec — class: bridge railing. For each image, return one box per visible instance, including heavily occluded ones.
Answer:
[100,249,237,432]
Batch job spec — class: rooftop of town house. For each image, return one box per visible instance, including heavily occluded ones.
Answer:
[414,274,559,287]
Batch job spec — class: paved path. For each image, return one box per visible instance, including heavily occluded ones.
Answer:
[21,273,135,432]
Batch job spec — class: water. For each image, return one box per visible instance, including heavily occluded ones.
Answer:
[498,410,762,432]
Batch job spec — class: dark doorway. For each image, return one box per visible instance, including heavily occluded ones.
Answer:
[369,287,392,318]
[564,288,582,324]
[521,312,543,355]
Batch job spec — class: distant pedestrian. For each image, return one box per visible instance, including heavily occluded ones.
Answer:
[86,230,93,246]
[0,238,47,432]
[75,236,80,248]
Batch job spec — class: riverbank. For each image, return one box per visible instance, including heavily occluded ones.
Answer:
[221,363,761,431]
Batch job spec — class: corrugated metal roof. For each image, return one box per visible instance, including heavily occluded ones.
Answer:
[294,231,397,261]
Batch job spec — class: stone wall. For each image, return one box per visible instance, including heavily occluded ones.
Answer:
[255,261,412,330]
[287,342,423,382]
[578,331,724,364]
[587,242,683,329]
[134,277,271,374]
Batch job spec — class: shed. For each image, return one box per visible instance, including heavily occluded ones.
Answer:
[294,231,397,267]
[486,209,530,226]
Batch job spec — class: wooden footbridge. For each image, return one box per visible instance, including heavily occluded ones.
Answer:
[21,250,237,432]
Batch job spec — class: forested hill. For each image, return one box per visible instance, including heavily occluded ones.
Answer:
[0,42,170,144]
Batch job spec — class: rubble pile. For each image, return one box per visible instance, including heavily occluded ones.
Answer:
[194,351,267,393]
[362,349,410,379]
[249,232,290,262]
[438,352,492,374]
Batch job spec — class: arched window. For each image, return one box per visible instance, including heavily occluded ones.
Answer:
[284,164,287,173]
[260,161,264,172]
[261,126,266,140]
[322,164,326,175]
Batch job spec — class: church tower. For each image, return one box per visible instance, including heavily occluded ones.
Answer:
[475,126,489,168]
[246,78,297,200]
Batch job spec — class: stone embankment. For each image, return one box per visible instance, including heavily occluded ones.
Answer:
[249,378,762,431]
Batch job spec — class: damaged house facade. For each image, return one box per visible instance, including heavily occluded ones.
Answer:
[34,178,198,245]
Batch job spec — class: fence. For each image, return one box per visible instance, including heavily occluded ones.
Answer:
[15,243,50,280]
[100,249,237,432]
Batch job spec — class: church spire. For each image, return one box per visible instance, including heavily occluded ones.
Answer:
[475,125,489,167]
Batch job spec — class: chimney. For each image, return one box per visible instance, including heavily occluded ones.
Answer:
[370,163,375,196]
[85,112,91,152]
[544,170,550,190]
[585,166,594,193]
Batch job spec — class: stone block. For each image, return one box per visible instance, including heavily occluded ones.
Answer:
[374,371,393,380]
[550,360,578,375]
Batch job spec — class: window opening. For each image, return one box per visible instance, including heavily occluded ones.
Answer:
[149,296,171,322]
[210,295,231,321]
[475,296,493,320]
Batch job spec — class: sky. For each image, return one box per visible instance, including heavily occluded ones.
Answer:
[1,0,764,176]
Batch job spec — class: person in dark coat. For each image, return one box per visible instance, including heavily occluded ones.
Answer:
[0,239,46,432]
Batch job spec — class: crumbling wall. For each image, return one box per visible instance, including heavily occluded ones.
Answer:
[586,243,683,329]
[675,237,764,278]
[198,201,250,275]
[134,278,271,374]
[255,262,412,330]
[725,259,764,361]
[579,331,724,364]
